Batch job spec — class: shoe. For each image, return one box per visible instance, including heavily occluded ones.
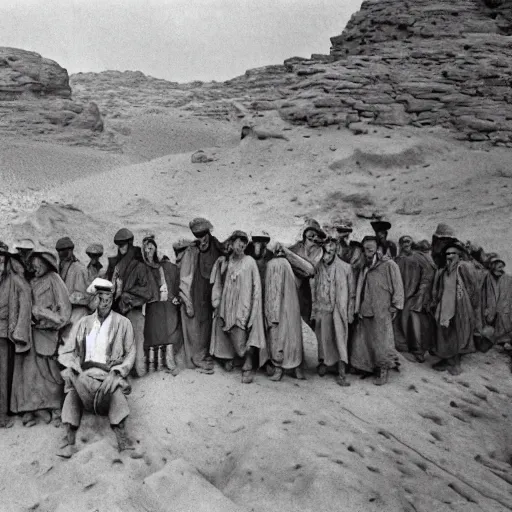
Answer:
[0,416,14,428]
[269,367,283,382]
[317,363,327,377]
[22,412,36,427]
[56,444,78,459]
[241,370,254,384]
[336,375,351,387]
[224,360,234,372]
[294,367,307,380]
[112,422,135,452]
[432,359,449,372]
[373,367,389,386]
[265,363,276,377]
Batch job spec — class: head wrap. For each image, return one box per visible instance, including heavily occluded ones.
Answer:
[229,230,249,243]
[302,219,327,240]
[433,223,456,239]
[399,235,413,244]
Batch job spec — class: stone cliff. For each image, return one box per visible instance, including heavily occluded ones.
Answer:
[0,47,105,145]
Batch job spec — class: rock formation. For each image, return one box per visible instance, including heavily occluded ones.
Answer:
[0,47,104,144]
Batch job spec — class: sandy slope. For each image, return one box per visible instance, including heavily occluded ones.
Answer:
[1,113,512,511]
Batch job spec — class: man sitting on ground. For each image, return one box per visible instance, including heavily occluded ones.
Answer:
[58,278,138,458]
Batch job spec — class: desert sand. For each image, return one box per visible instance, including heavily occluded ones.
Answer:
[1,104,512,512]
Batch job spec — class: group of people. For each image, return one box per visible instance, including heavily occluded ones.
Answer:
[0,214,510,457]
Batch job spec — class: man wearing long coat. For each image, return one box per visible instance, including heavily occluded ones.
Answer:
[0,242,32,428]
[480,255,512,346]
[180,218,224,373]
[210,231,266,383]
[432,241,479,375]
[351,236,404,385]
[312,240,355,386]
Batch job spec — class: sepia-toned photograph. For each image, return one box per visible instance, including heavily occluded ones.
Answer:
[1,0,512,510]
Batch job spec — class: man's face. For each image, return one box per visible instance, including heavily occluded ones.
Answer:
[252,241,267,259]
[445,248,461,266]
[232,238,247,256]
[400,237,413,255]
[363,241,378,263]
[144,243,156,261]
[118,243,129,256]
[304,229,319,247]
[32,256,48,278]
[17,248,31,263]
[491,261,505,278]
[97,291,113,318]
[57,248,73,262]
[323,243,336,265]
[376,230,388,243]
[197,233,210,252]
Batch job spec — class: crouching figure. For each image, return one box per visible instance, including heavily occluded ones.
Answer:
[58,278,138,458]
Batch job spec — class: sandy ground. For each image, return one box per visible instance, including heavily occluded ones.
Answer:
[1,111,512,511]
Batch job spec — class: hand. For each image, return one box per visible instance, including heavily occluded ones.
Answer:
[186,306,194,318]
[32,305,43,320]
[98,370,119,396]
[171,296,180,306]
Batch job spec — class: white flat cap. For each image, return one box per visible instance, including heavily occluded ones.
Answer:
[87,278,114,294]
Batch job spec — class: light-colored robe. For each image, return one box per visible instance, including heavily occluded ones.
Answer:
[210,255,267,365]
[312,258,355,366]
[351,255,404,372]
[264,256,303,369]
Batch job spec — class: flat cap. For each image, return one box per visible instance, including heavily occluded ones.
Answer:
[55,237,75,251]
[87,277,114,294]
[114,228,134,245]
[86,243,104,256]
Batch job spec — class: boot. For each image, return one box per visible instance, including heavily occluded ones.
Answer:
[156,346,164,372]
[148,347,155,372]
[294,367,306,380]
[432,358,450,372]
[57,424,78,458]
[241,352,254,384]
[317,362,327,377]
[336,361,351,387]
[447,355,462,376]
[112,421,134,452]
[22,412,36,427]
[165,345,180,376]
[269,367,283,382]
[373,367,389,386]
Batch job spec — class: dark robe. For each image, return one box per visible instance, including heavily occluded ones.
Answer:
[144,261,183,348]
[432,261,479,359]
[179,236,224,368]
[481,272,512,345]
[393,251,436,355]
[377,240,398,259]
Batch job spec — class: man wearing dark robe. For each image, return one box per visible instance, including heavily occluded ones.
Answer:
[432,241,479,375]
[351,236,404,385]
[431,223,458,269]
[59,278,138,458]
[179,218,225,373]
[86,243,104,283]
[106,228,152,377]
[0,242,32,428]
[480,255,512,347]
[370,219,398,259]
[11,251,71,427]
[394,236,436,362]
[246,230,274,300]
[288,219,326,328]
[312,240,355,386]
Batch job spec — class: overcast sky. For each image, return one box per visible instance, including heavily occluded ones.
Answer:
[0,0,362,82]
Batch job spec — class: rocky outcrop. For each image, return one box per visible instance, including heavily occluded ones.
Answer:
[0,47,105,144]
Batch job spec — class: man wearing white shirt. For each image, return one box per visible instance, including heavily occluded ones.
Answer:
[58,278,137,458]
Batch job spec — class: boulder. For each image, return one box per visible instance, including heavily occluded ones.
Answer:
[191,150,214,163]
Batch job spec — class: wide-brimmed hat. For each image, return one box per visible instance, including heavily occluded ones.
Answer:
[113,228,134,246]
[370,220,392,232]
[229,230,249,243]
[303,219,326,240]
[31,251,59,273]
[251,230,271,243]
[443,239,466,254]
[433,223,456,239]
[86,243,104,256]
[55,236,75,251]
[14,238,35,251]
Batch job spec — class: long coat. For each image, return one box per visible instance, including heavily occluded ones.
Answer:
[312,258,355,366]
[264,256,303,369]
[481,272,512,344]
[351,256,404,372]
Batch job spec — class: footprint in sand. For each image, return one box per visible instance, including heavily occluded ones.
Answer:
[430,431,443,442]
[418,412,445,426]
[484,384,500,394]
